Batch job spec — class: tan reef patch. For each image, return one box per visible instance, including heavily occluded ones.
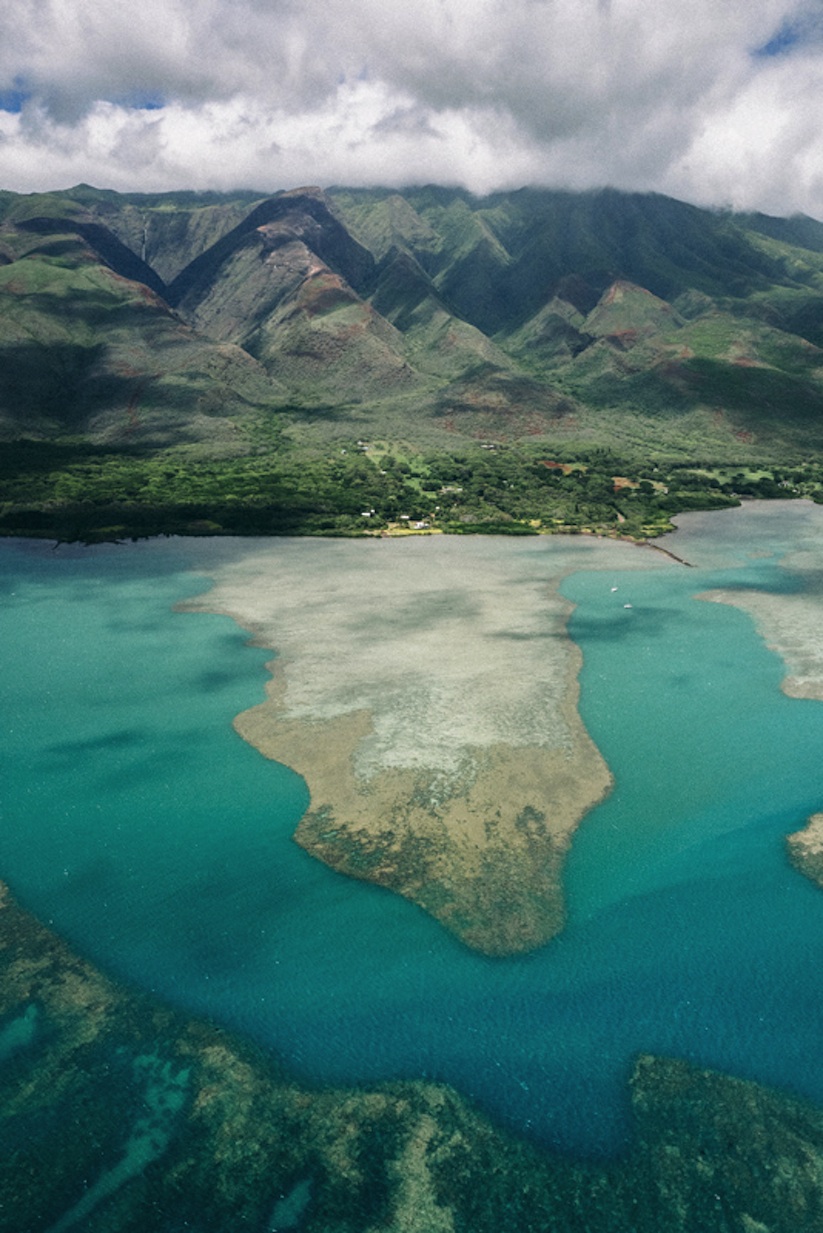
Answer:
[700,589,823,700]
[182,534,659,954]
[787,813,823,889]
[236,667,610,955]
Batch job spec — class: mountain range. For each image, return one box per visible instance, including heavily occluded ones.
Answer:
[3,182,823,537]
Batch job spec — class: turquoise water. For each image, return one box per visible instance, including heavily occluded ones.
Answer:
[3,510,823,1158]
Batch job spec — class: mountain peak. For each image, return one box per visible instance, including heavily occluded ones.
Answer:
[4,182,823,461]
[585,280,678,341]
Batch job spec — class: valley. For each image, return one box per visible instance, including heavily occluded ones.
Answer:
[3,184,823,539]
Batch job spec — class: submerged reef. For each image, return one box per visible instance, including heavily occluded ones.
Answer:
[3,882,823,1232]
[235,672,608,956]
[693,503,823,704]
[701,586,823,702]
[787,813,823,889]
[181,535,661,955]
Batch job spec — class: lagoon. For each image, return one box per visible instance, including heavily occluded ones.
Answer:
[2,502,823,1159]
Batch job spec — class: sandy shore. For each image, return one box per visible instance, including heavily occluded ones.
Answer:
[181,534,659,954]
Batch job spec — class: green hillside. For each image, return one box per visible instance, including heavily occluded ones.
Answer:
[3,182,823,540]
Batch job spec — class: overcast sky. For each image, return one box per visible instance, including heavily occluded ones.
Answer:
[2,0,823,217]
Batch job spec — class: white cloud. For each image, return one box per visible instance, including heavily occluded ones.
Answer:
[665,45,823,214]
[1,0,823,218]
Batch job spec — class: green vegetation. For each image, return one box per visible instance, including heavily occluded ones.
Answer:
[3,182,823,540]
[3,434,820,543]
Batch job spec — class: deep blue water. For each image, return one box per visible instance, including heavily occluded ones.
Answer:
[3,508,823,1159]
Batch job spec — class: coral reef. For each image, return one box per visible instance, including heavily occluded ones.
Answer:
[3,883,823,1232]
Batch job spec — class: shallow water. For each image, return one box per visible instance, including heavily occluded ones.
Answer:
[3,504,823,1158]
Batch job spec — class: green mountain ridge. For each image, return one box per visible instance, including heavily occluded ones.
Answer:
[4,182,823,539]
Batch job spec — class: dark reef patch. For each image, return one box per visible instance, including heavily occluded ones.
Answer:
[3,881,823,1231]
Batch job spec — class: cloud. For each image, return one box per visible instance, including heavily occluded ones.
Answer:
[1,0,823,218]
[755,4,823,56]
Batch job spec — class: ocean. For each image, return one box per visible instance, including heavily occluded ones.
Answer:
[2,501,823,1159]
